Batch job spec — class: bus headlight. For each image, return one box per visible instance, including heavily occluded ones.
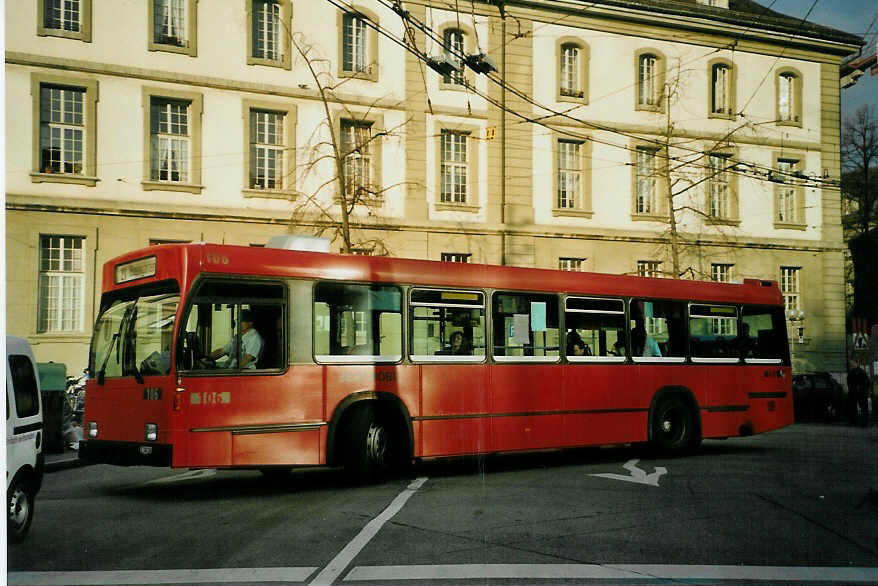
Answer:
[88,422,98,439]
[145,423,158,442]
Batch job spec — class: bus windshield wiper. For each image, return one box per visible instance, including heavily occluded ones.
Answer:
[127,306,145,385]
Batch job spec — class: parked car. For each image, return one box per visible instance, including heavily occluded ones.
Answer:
[792,372,845,422]
[6,336,44,543]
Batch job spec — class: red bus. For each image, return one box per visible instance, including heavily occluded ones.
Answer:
[80,243,792,481]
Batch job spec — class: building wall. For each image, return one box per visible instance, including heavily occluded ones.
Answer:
[4,0,856,374]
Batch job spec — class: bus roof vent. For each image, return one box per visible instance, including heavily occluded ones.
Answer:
[266,235,331,252]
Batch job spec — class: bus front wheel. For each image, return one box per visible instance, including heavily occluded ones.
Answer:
[651,395,694,456]
[344,405,389,484]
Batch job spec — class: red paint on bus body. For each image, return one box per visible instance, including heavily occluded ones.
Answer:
[84,243,793,471]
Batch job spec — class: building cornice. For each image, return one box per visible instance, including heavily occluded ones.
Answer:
[5,52,410,112]
[5,196,842,254]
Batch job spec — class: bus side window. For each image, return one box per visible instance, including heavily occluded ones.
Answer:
[492,293,559,359]
[630,299,685,359]
[564,297,626,359]
[313,282,402,361]
[689,304,738,359]
[409,289,485,360]
[741,305,788,362]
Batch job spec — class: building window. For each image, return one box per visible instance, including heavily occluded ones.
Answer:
[153,0,184,46]
[776,69,802,125]
[150,0,196,55]
[341,119,374,199]
[707,153,730,219]
[711,263,733,283]
[637,260,662,278]
[247,0,290,69]
[32,75,98,186]
[45,0,79,32]
[253,0,279,60]
[636,52,662,109]
[343,13,369,74]
[635,147,657,214]
[38,235,85,333]
[250,110,285,191]
[143,88,202,192]
[150,98,191,183]
[557,140,582,209]
[710,63,732,116]
[780,266,800,313]
[338,8,378,81]
[39,0,91,41]
[440,130,468,204]
[441,253,471,263]
[559,258,585,271]
[560,45,580,97]
[39,86,84,176]
[442,28,465,86]
[774,157,804,226]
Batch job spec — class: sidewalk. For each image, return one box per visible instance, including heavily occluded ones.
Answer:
[44,446,87,472]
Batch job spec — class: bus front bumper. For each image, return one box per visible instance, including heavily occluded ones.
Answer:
[79,440,172,467]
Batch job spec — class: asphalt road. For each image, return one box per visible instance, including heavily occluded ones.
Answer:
[7,423,878,585]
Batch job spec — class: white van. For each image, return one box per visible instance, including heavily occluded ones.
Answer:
[6,336,44,543]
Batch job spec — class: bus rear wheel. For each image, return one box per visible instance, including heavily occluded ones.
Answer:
[651,395,694,456]
[344,405,390,484]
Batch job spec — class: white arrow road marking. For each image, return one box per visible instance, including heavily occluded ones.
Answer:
[590,459,667,486]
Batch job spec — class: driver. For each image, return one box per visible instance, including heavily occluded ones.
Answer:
[204,309,264,369]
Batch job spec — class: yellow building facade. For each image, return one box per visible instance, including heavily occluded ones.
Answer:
[4,0,861,374]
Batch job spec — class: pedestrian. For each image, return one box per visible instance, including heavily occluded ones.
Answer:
[846,360,871,427]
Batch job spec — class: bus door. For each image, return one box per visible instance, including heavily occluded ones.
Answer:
[176,280,308,467]
[489,292,562,452]
[687,303,744,436]
[409,289,489,458]
[562,297,630,446]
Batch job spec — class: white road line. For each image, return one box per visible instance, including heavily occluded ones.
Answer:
[309,477,429,586]
[7,567,318,585]
[344,563,878,582]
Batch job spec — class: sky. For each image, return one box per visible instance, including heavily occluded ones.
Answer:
[768,0,878,119]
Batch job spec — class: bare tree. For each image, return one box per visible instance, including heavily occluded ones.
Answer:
[842,105,878,326]
[842,105,878,236]
[287,31,411,255]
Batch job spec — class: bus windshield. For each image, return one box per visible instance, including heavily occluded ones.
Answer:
[90,285,180,379]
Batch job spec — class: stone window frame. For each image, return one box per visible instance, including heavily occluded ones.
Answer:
[630,141,668,221]
[332,110,385,205]
[775,67,803,128]
[556,36,589,105]
[246,0,292,70]
[634,48,666,113]
[771,151,806,230]
[141,86,204,194]
[437,22,475,92]
[707,57,736,120]
[337,4,380,82]
[552,133,593,218]
[37,0,92,42]
[30,72,99,187]
[242,99,298,199]
[148,0,198,57]
[434,121,481,213]
[703,147,740,226]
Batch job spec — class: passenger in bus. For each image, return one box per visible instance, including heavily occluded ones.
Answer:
[736,323,757,358]
[631,322,661,357]
[204,309,264,369]
[449,331,472,356]
[566,331,591,356]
